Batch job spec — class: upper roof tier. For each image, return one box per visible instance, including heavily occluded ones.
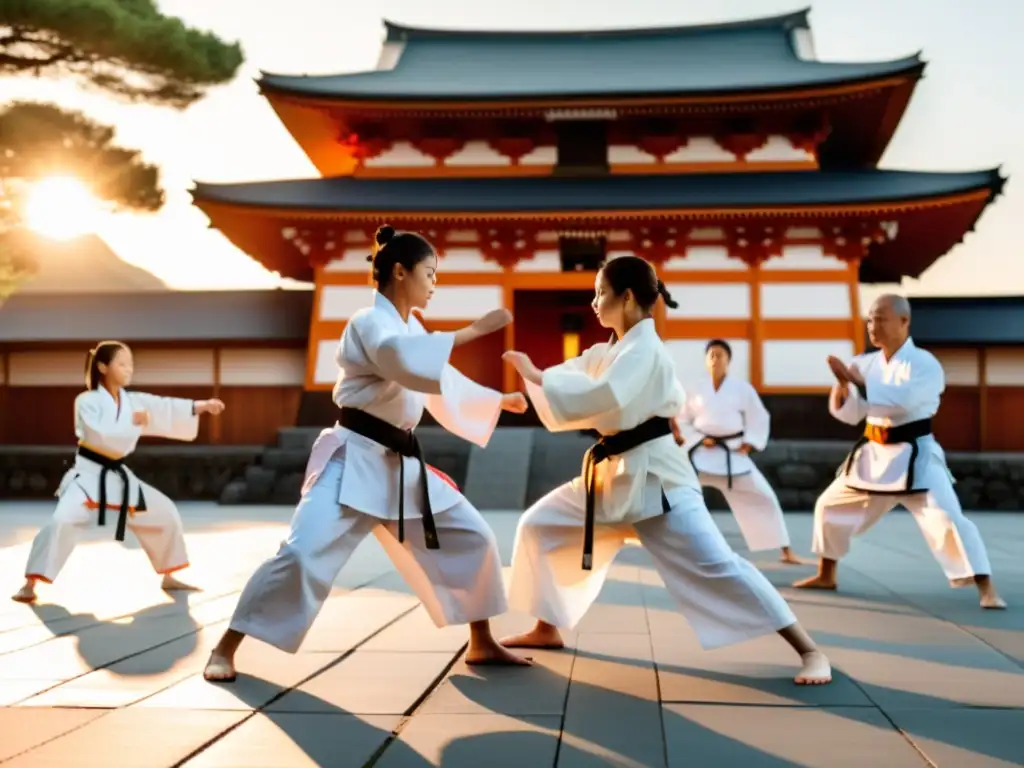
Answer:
[258,10,923,102]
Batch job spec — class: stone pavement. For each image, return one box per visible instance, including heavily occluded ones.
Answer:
[0,502,1021,767]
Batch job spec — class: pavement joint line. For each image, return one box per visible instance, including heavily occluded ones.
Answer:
[642,574,673,768]
[551,635,581,767]
[168,600,423,768]
[837,559,1024,673]
[361,641,472,767]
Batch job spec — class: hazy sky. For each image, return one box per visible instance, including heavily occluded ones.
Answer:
[4,0,1022,297]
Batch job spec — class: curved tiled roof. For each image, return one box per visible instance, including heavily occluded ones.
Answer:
[258,10,923,101]
[192,169,1003,213]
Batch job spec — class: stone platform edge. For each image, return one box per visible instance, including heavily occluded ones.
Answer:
[1,433,1022,511]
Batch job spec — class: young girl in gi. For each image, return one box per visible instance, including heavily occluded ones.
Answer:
[501,255,831,685]
[12,341,225,604]
[204,225,530,682]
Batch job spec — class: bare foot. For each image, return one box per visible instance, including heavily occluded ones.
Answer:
[203,652,237,683]
[11,583,37,604]
[161,574,200,592]
[465,641,532,666]
[500,622,565,650]
[795,651,832,685]
[980,592,1008,610]
[780,548,811,566]
[792,574,837,591]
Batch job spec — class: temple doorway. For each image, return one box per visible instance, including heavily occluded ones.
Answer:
[512,290,608,372]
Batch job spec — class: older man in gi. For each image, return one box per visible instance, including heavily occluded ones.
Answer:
[793,294,1006,609]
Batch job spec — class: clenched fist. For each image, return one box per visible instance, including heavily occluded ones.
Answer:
[472,308,513,337]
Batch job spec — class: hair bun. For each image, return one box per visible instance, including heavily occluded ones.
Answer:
[374,225,396,247]
[365,253,374,263]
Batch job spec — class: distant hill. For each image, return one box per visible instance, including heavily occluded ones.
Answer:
[13,232,169,293]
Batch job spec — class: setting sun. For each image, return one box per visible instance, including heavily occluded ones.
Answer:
[24,176,102,241]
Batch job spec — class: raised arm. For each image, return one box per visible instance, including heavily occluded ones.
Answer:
[352,314,455,396]
[525,341,656,432]
[424,366,504,448]
[740,382,771,451]
[75,393,142,456]
[863,354,945,419]
[129,392,200,442]
[828,382,868,426]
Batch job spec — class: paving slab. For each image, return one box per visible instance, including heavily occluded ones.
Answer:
[1,503,1022,767]
[662,704,928,768]
[180,713,402,768]
[1,709,248,767]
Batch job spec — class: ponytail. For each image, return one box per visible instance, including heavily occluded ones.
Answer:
[84,341,127,390]
[656,280,679,309]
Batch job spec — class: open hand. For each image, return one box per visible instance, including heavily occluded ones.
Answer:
[501,392,529,414]
[847,363,865,387]
[195,398,226,416]
[472,308,513,337]
[132,410,150,427]
[826,355,852,383]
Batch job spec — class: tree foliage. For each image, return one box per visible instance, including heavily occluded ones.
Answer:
[0,0,244,298]
[0,0,244,107]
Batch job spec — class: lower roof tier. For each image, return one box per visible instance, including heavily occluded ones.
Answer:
[191,169,1005,283]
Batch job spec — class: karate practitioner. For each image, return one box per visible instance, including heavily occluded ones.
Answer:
[677,340,801,564]
[794,294,1006,609]
[12,341,225,604]
[501,255,832,685]
[204,225,530,682]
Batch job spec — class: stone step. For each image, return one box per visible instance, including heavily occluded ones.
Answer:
[463,428,535,511]
[276,426,324,452]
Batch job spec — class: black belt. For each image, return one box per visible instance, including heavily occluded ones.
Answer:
[76,446,146,542]
[843,418,933,492]
[582,416,673,571]
[339,407,439,550]
[687,431,745,489]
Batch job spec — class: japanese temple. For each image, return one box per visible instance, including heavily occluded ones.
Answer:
[190,9,1004,428]
[1,8,1020,508]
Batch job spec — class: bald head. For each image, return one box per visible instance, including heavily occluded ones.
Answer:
[873,293,912,321]
[867,293,911,353]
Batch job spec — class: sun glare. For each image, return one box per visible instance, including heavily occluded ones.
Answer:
[24,176,102,241]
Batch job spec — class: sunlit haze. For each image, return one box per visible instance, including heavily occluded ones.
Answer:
[24,176,104,242]
[3,0,1022,302]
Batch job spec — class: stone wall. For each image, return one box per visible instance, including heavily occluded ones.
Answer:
[3,431,1023,511]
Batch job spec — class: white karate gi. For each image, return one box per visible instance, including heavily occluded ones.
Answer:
[24,387,196,583]
[813,338,992,586]
[228,293,507,654]
[679,375,791,552]
[510,319,797,650]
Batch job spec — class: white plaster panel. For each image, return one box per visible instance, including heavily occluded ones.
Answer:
[664,283,750,319]
[364,141,435,168]
[784,227,822,239]
[319,286,374,320]
[664,137,735,163]
[422,286,504,319]
[984,348,1024,386]
[445,230,480,243]
[219,348,306,386]
[131,349,216,386]
[689,228,726,241]
[8,350,84,387]
[762,340,855,387]
[608,145,656,164]
[607,231,633,243]
[515,250,561,272]
[665,339,751,390]
[746,135,815,163]
[445,141,512,166]
[931,349,980,387]
[664,245,749,271]
[760,283,851,319]
[439,249,503,273]
[761,244,847,271]
[324,248,373,273]
[519,146,557,166]
[314,339,341,386]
